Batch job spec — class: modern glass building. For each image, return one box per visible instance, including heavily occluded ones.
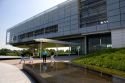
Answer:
[7,0,125,54]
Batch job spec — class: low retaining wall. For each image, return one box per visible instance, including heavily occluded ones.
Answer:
[23,65,46,83]
[69,63,125,82]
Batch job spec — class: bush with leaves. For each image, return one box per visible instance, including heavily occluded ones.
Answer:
[72,48,125,71]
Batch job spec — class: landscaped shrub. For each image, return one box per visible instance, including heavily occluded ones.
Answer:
[7,52,19,56]
[72,48,125,71]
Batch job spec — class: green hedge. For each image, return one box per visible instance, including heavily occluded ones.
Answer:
[72,48,125,71]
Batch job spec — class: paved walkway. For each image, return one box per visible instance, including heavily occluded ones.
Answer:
[0,63,34,83]
[0,56,79,83]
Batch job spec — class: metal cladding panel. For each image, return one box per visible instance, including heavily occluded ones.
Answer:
[112,28,125,48]
[121,21,125,28]
[7,0,79,44]
[107,9,120,17]
[107,0,125,29]
[97,24,108,31]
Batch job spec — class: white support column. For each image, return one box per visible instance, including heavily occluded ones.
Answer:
[40,42,42,59]
[38,44,40,57]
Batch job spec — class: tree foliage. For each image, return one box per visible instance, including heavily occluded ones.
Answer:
[0,48,21,56]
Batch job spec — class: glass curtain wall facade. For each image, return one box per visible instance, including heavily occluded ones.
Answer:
[6,0,125,54]
[18,25,58,41]
[7,0,79,44]
[63,38,85,54]
[87,33,111,53]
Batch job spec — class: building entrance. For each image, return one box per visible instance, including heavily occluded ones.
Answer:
[87,33,112,53]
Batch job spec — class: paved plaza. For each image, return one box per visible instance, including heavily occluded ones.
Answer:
[0,63,34,83]
[0,56,79,83]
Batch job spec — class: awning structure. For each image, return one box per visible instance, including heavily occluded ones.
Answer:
[12,38,79,48]
[34,38,78,46]
[33,38,80,57]
[12,38,80,57]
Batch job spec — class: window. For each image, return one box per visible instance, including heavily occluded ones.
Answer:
[18,25,58,40]
[34,28,44,36]
[80,0,107,28]
[26,32,34,38]
[87,34,111,53]
[45,25,58,34]
[13,36,17,41]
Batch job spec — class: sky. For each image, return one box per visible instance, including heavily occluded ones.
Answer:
[0,0,67,50]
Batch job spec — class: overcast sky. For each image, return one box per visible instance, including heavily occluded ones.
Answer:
[0,0,66,50]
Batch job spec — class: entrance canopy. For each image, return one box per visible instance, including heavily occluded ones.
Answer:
[34,38,78,46]
[12,38,80,56]
[12,38,79,48]
[34,38,80,57]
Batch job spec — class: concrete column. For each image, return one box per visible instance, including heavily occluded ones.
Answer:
[38,44,40,57]
[84,36,87,55]
[40,42,42,59]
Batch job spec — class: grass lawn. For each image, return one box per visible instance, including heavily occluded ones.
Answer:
[71,48,125,78]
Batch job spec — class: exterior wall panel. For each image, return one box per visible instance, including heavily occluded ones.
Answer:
[108,22,121,29]
[86,26,97,33]
[97,24,108,31]
[121,21,125,27]
[112,28,125,48]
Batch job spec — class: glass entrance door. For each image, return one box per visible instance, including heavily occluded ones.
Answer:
[87,33,111,53]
